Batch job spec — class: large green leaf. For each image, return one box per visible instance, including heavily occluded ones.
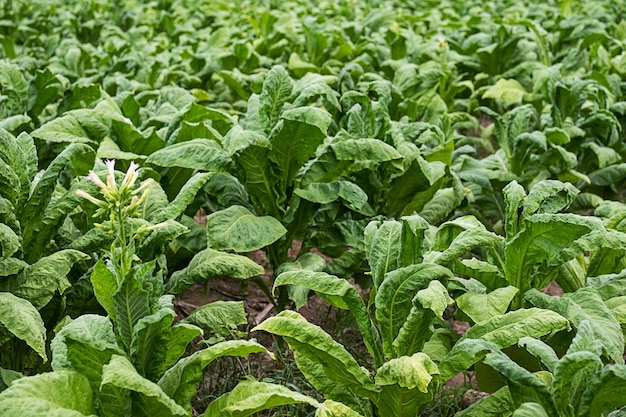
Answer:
[180,300,247,337]
[505,214,600,306]
[146,139,231,171]
[253,311,378,401]
[364,220,402,289]
[275,252,327,309]
[553,351,602,416]
[90,260,117,321]
[259,65,293,131]
[112,275,151,351]
[393,280,453,357]
[0,292,47,360]
[166,248,264,294]
[0,371,95,417]
[375,264,453,358]
[3,249,90,309]
[269,106,332,190]
[274,270,383,366]
[461,308,569,350]
[158,340,268,412]
[206,205,287,252]
[525,287,624,364]
[21,144,94,261]
[202,380,319,417]
[151,172,212,223]
[130,300,177,381]
[374,353,439,417]
[294,180,374,214]
[511,402,550,417]
[316,400,364,417]
[456,286,518,323]
[101,355,187,417]
[483,78,526,103]
[580,364,626,417]
[0,224,19,259]
[517,337,559,373]
[455,386,514,417]
[483,350,556,414]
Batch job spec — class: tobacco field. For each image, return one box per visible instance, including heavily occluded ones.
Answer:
[2,0,626,415]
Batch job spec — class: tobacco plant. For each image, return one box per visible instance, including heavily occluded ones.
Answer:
[0,161,271,416]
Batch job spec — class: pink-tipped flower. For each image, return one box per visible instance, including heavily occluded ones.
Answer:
[75,189,107,208]
[104,159,118,192]
[87,171,107,190]
[121,161,140,190]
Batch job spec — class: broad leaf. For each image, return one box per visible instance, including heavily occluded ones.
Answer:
[158,340,268,412]
[202,380,319,417]
[166,248,263,294]
[253,311,378,401]
[457,286,518,323]
[0,292,47,360]
[0,371,94,417]
[206,205,287,252]
[274,271,384,366]
[146,139,231,171]
[101,355,187,417]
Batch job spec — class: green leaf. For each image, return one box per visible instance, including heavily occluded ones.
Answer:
[30,113,99,145]
[166,248,264,295]
[50,314,119,371]
[483,350,556,414]
[146,139,231,171]
[375,353,438,393]
[0,223,19,259]
[112,275,151,351]
[553,351,602,416]
[0,371,94,417]
[392,280,453,357]
[512,402,550,417]
[130,301,177,380]
[517,337,559,373]
[253,311,378,401]
[21,144,94,260]
[181,300,247,337]
[101,355,187,417]
[158,340,268,413]
[455,386,514,417]
[90,260,117,321]
[375,264,453,358]
[483,79,526,103]
[317,400,365,417]
[0,292,47,360]
[374,353,439,417]
[259,65,293,131]
[462,308,570,350]
[505,214,600,305]
[503,181,526,238]
[457,286,518,323]
[206,205,287,252]
[330,138,403,166]
[202,380,319,417]
[274,271,383,367]
[4,249,90,309]
[364,220,402,289]
[439,338,500,381]
[269,106,332,190]
[151,172,212,223]
[580,364,626,417]
[276,252,327,310]
[294,180,373,214]
[525,287,624,364]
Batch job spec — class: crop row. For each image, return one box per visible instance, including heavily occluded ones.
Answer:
[1,0,626,416]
